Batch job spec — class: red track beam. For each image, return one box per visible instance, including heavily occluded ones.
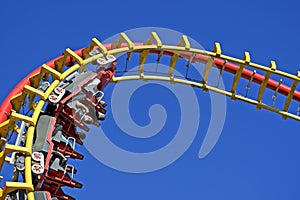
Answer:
[1,43,299,124]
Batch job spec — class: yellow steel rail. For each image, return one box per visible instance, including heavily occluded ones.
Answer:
[111,75,300,122]
[0,51,82,200]
[0,31,300,200]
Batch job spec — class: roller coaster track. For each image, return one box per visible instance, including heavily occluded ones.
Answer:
[0,31,300,200]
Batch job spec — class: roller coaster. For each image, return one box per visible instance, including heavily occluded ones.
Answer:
[0,31,300,200]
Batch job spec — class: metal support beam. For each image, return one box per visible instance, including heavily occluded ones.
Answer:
[231,52,250,95]
[282,71,300,118]
[256,60,277,109]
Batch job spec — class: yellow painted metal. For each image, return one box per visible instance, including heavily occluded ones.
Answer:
[92,38,108,54]
[1,182,33,198]
[144,32,162,48]
[138,32,164,78]
[217,53,300,81]
[65,48,84,65]
[28,65,62,109]
[5,156,11,163]
[31,101,45,125]
[0,144,30,170]
[24,126,35,161]
[0,48,84,199]
[112,75,300,121]
[55,48,83,73]
[12,167,18,182]
[61,64,81,79]
[213,42,221,57]
[10,93,26,113]
[82,38,108,59]
[0,139,6,153]
[202,56,214,84]
[152,32,162,48]
[0,120,12,138]
[23,85,44,98]
[5,182,33,191]
[139,50,148,79]
[82,39,300,83]
[3,32,300,200]
[111,32,134,50]
[167,35,193,79]
[29,73,42,89]
[202,43,221,86]
[0,66,62,199]
[231,52,251,94]
[177,35,190,50]
[27,191,35,200]
[256,61,277,108]
[282,71,300,119]
[82,33,300,122]
[24,85,45,108]
[54,57,67,73]
[24,130,34,199]
[10,84,44,112]
[41,64,63,81]
[10,113,34,126]
[5,144,30,155]
[168,53,179,78]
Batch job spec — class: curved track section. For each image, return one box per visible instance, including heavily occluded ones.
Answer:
[0,32,300,200]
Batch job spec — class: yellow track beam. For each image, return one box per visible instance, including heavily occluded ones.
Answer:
[43,80,61,99]
[40,64,62,81]
[80,38,109,72]
[202,57,214,84]
[29,64,62,89]
[29,73,41,89]
[1,182,33,197]
[112,74,300,121]
[65,48,84,65]
[10,93,26,113]
[168,35,192,79]
[168,53,179,79]
[5,156,11,163]
[256,61,277,109]
[55,48,83,73]
[24,85,45,109]
[282,71,300,119]
[82,38,108,59]
[139,32,163,78]
[10,113,34,126]
[139,50,148,79]
[213,42,222,57]
[28,64,62,109]
[0,49,83,200]
[111,32,134,50]
[2,144,30,156]
[10,83,46,112]
[3,32,300,200]
[0,144,30,170]
[145,32,162,48]
[231,52,250,95]
[177,35,190,50]
[31,101,45,125]
[202,43,221,85]
[61,64,81,79]
[0,120,11,139]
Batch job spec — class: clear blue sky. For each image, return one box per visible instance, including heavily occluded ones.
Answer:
[1,1,300,199]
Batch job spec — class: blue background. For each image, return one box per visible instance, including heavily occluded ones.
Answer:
[1,1,300,199]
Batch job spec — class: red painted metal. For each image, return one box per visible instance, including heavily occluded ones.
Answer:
[1,43,299,124]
